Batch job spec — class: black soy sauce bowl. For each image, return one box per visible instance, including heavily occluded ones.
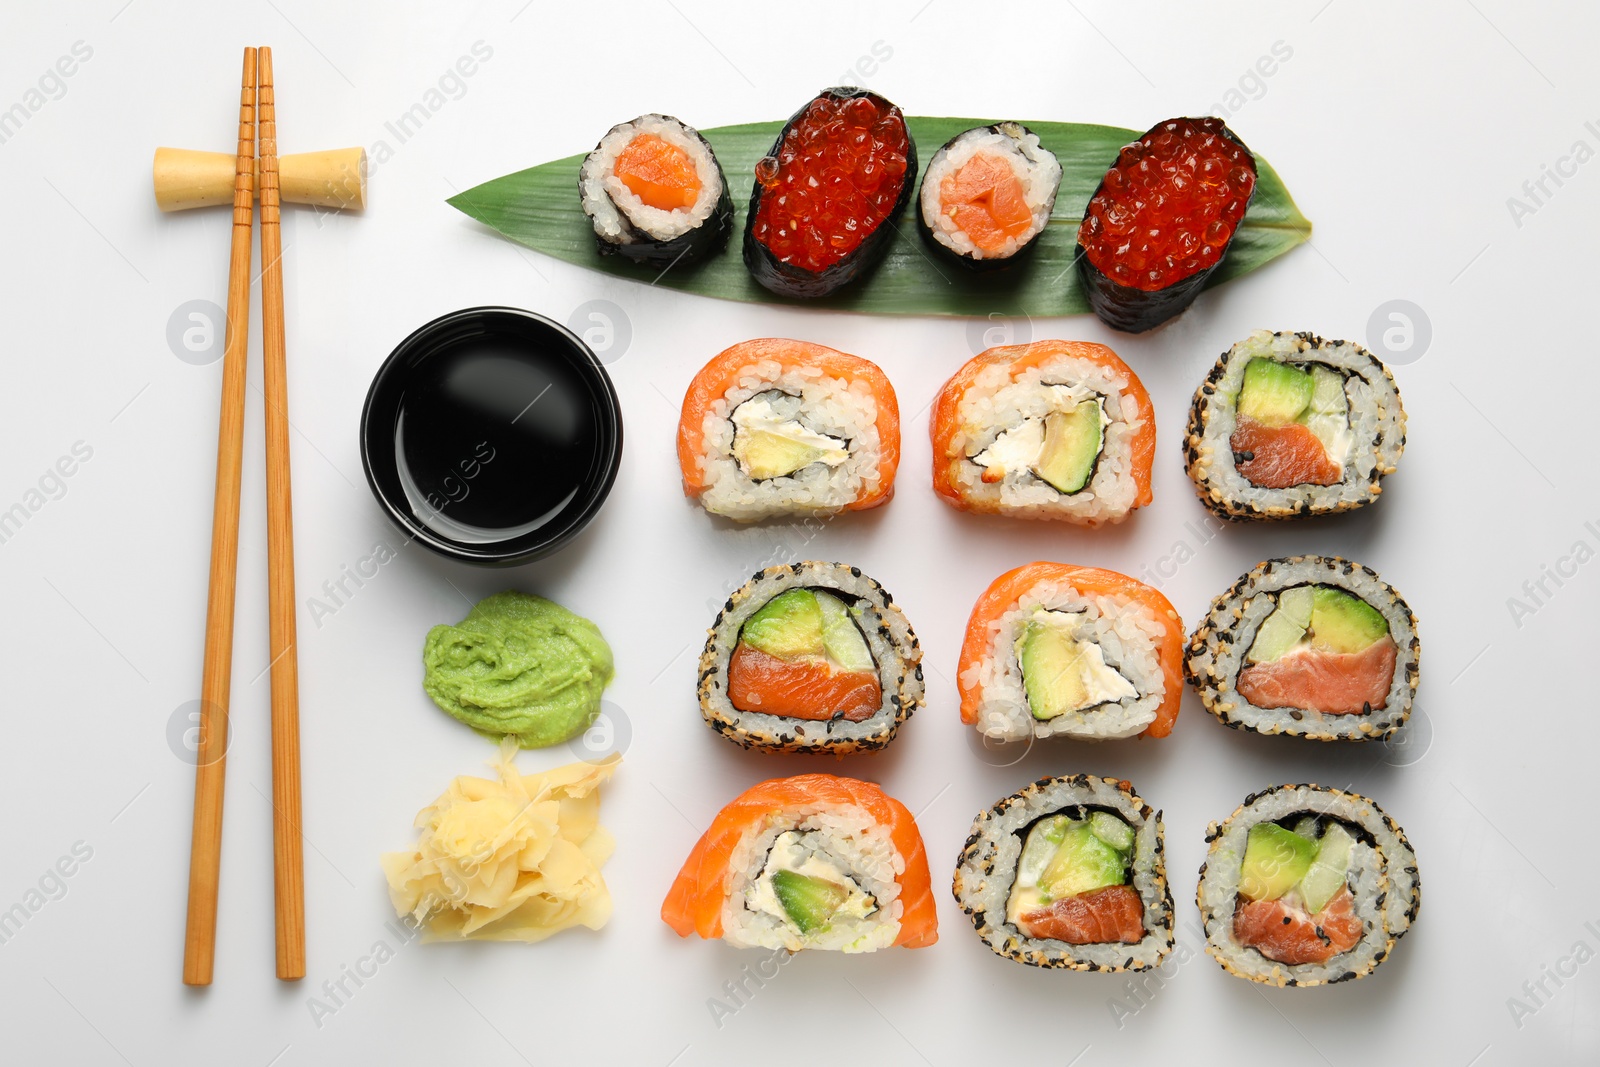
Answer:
[360,306,623,566]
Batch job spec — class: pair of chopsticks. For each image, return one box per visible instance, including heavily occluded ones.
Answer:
[183,45,305,986]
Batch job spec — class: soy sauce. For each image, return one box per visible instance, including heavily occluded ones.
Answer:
[394,332,598,544]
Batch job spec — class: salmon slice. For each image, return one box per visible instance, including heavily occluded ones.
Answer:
[677,338,900,511]
[660,774,937,948]
[939,153,1034,253]
[727,642,880,722]
[957,562,1184,738]
[930,340,1155,516]
[1237,636,1397,715]
[1018,884,1144,944]
[1233,886,1364,966]
[1230,415,1341,488]
[613,133,701,210]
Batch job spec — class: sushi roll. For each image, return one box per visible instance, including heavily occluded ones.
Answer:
[958,563,1183,743]
[579,114,734,268]
[917,123,1061,270]
[1185,556,1419,742]
[661,774,938,952]
[699,562,922,755]
[1198,784,1420,987]
[1076,117,1257,332]
[678,338,900,522]
[953,775,1174,971]
[930,340,1155,526]
[743,87,917,298]
[1185,330,1406,521]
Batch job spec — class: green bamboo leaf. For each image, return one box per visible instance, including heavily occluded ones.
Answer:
[447,117,1310,318]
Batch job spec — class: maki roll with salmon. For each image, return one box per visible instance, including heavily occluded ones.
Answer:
[744,87,916,298]
[579,114,733,267]
[958,563,1183,743]
[699,563,922,755]
[1185,557,1419,742]
[661,774,938,952]
[917,123,1061,269]
[678,338,900,522]
[953,775,1173,971]
[1198,784,1420,987]
[1185,330,1406,521]
[930,340,1155,526]
[1077,117,1257,332]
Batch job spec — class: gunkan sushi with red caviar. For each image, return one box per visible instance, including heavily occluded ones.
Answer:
[1076,117,1257,332]
[743,87,917,299]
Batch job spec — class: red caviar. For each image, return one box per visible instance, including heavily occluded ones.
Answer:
[751,93,911,274]
[1078,117,1256,292]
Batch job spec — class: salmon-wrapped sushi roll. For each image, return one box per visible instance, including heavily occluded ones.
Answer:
[959,563,1184,743]
[678,338,900,522]
[661,774,937,952]
[931,340,1154,525]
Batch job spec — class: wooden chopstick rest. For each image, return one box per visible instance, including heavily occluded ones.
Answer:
[153,145,367,212]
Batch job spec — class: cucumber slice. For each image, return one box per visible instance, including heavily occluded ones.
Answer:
[1246,586,1315,663]
[1088,811,1135,852]
[814,590,874,673]
[1016,815,1073,887]
[1298,824,1355,914]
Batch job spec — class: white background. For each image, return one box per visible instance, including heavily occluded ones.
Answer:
[2,1,1596,1063]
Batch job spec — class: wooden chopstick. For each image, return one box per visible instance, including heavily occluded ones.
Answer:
[256,45,307,982]
[183,46,256,988]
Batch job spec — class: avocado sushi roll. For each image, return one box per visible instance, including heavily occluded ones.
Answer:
[1185,556,1419,742]
[917,123,1061,269]
[677,338,900,522]
[958,563,1185,743]
[1185,330,1406,521]
[929,340,1156,526]
[1076,117,1257,332]
[953,775,1174,971]
[699,562,923,755]
[579,114,734,268]
[1198,784,1420,987]
[743,87,917,298]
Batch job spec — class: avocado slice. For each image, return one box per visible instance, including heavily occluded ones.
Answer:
[1308,587,1389,654]
[1239,823,1319,902]
[1298,823,1355,914]
[1033,401,1102,494]
[770,869,850,933]
[1019,620,1090,720]
[1039,822,1128,899]
[1088,811,1135,852]
[1237,358,1313,426]
[1245,586,1315,664]
[741,589,825,661]
[734,430,841,480]
[1016,815,1073,886]
[814,590,874,674]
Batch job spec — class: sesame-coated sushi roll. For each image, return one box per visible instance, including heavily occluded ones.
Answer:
[1198,784,1420,987]
[579,114,734,267]
[958,563,1184,743]
[917,123,1062,270]
[744,87,917,298]
[930,340,1155,526]
[1077,117,1257,332]
[1184,330,1406,521]
[953,775,1174,971]
[699,563,923,755]
[1185,556,1419,742]
[677,339,900,522]
[661,774,938,952]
